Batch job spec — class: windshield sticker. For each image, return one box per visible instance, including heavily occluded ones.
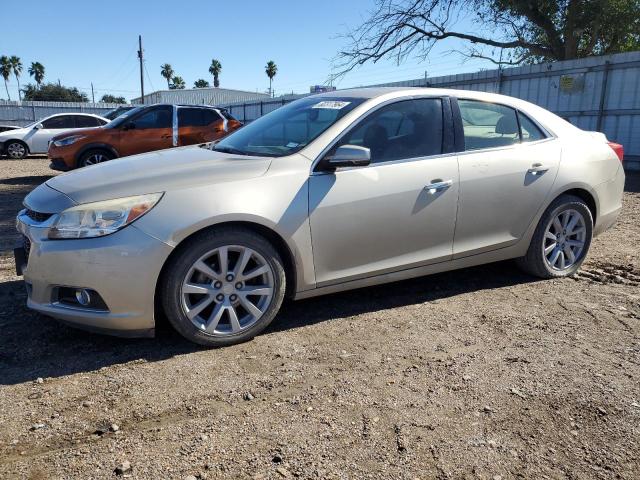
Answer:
[312,101,351,110]
[286,142,299,148]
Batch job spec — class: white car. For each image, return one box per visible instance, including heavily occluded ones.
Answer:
[0,113,109,159]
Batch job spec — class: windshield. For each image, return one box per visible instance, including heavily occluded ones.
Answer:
[106,106,145,128]
[213,96,366,157]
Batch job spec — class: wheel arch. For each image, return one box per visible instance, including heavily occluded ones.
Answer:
[75,143,119,166]
[4,138,30,153]
[155,220,298,312]
[555,187,597,222]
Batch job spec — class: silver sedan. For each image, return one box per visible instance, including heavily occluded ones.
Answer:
[15,88,625,346]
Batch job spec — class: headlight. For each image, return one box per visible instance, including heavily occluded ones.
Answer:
[53,135,85,147]
[48,193,163,239]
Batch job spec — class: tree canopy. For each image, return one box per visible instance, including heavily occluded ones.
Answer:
[22,83,88,102]
[170,76,186,89]
[209,59,222,88]
[28,62,45,86]
[334,0,640,75]
[100,94,126,103]
[194,79,210,88]
[160,63,174,89]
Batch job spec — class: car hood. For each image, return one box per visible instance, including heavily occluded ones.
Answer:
[51,127,103,141]
[44,145,273,205]
[0,127,27,139]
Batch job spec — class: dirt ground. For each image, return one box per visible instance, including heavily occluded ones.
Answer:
[1,157,639,480]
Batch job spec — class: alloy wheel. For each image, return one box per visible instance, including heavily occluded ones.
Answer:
[181,245,274,335]
[83,153,107,165]
[543,209,586,271]
[7,142,26,159]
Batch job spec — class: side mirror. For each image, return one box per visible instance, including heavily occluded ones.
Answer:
[123,121,136,131]
[325,145,371,170]
[34,123,43,130]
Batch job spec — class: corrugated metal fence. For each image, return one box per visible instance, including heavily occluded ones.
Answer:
[221,51,640,171]
[0,101,127,127]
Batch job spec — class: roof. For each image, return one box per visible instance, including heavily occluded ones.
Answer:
[131,87,270,105]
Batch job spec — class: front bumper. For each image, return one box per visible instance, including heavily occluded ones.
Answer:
[49,158,70,171]
[47,143,75,171]
[16,210,173,336]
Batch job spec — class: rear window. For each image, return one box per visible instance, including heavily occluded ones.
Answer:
[178,108,222,127]
[219,109,236,121]
[458,99,547,151]
[75,116,102,128]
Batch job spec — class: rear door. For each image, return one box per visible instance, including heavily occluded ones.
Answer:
[177,107,225,146]
[453,98,561,256]
[118,105,174,157]
[29,115,77,153]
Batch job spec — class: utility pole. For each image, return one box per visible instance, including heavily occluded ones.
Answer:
[91,82,95,103]
[138,35,145,104]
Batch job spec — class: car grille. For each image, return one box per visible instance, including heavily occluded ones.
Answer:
[25,209,53,223]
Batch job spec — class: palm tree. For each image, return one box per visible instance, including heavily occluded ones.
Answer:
[9,56,23,101]
[160,63,174,89]
[265,60,277,97]
[194,79,210,88]
[28,61,45,88]
[170,76,186,89]
[0,56,11,100]
[209,59,222,88]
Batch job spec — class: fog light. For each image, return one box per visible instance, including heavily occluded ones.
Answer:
[75,289,91,306]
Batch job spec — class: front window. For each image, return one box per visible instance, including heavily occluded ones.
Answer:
[42,115,75,129]
[213,97,366,157]
[330,98,444,163]
[106,106,145,128]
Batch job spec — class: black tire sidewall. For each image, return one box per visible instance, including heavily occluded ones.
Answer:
[79,149,113,167]
[530,196,593,278]
[161,228,286,347]
[6,141,27,159]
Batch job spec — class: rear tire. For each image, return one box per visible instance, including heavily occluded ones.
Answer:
[516,194,593,278]
[5,141,28,159]
[161,227,286,347]
[78,149,114,168]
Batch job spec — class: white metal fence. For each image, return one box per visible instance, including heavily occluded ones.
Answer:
[221,51,640,171]
[0,100,128,126]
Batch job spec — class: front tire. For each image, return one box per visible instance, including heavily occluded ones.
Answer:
[5,141,27,159]
[161,227,286,347]
[517,194,593,278]
[78,149,114,168]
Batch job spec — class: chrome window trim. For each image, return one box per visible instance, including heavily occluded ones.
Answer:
[172,105,178,147]
[310,94,449,174]
[454,136,557,158]
[310,150,459,176]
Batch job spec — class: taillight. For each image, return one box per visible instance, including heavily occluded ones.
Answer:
[608,141,624,162]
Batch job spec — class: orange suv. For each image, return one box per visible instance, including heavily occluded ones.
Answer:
[48,104,242,170]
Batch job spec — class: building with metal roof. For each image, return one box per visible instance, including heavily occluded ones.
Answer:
[131,87,270,106]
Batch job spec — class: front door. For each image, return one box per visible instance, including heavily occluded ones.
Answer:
[118,105,174,157]
[453,98,561,256]
[309,97,459,286]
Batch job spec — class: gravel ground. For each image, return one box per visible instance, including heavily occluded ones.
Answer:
[1,158,639,480]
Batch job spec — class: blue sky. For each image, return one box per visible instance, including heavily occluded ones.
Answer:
[1,0,489,102]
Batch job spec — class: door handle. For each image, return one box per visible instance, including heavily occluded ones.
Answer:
[528,163,549,175]
[161,134,171,139]
[424,179,453,194]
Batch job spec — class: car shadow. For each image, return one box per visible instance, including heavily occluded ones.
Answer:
[0,175,54,186]
[0,260,538,385]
